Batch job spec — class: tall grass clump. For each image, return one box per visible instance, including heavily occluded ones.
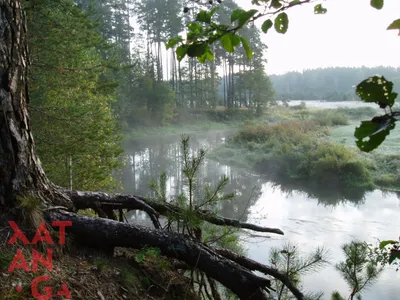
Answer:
[335,106,378,120]
[223,120,373,189]
[370,153,400,188]
[311,109,349,126]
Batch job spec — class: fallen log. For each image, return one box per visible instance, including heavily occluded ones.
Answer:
[66,190,283,235]
[45,210,270,300]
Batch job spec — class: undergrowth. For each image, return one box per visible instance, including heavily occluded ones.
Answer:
[213,120,374,190]
[0,217,198,300]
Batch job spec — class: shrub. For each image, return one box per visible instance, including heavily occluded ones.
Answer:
[311,110,349,126]
[223,121,373,189]
[336,106,378,120]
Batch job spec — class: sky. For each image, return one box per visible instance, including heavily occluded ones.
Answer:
[236,0,400,75]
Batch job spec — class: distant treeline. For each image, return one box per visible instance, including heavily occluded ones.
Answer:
[269,66,400,101]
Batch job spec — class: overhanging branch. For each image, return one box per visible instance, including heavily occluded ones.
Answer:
[65,190,283,235]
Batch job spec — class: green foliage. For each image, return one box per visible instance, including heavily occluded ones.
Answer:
[370,0,384,10]
[368,238,400,269]
[135,247,161,263]
[261,19,273,33]
[354,117,396,152]
[147,136,242,297]
[0,251,15,272]
[176,0,400,153]
[311,110,349,126]
[335,241,383,299]
[268,242,329,299]
[149,136,235,242]
[387,19,400,30]
[270,67,400,101]
[16,194,44,229]
[26,0,123,191]
[274,12,289,34]
[221,120,374,189]
[314,4,327,14]
[356,76,397,109]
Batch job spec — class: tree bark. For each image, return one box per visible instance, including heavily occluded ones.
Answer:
[0,0,71,209]
[46,210,270,300]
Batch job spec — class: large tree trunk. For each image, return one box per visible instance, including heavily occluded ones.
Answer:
[0,0,71,209]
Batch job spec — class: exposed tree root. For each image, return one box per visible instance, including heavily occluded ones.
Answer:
[65,190,283,235]
[45,210,271,300]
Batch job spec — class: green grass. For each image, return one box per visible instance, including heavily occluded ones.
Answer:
[124,121,235,141]
[213,120,374,190]
[329,121,400,190]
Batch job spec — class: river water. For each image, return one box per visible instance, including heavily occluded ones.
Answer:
[122,101,400,299]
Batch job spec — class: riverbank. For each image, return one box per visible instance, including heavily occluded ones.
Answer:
[210,106,400,191]
[123,108,262,142]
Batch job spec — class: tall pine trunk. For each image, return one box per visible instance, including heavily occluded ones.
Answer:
[0,0,70,208]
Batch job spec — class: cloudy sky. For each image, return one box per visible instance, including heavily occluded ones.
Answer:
[236,0,400,74]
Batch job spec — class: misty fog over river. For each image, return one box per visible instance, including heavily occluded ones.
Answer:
[122,101,400,299]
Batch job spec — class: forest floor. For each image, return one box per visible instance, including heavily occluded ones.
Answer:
[0,224,197,300]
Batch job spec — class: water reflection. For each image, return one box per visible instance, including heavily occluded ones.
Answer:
[122,130,400,299]
[267,178,368,206]
[123,131,262,221]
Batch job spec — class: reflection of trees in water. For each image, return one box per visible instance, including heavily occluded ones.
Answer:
[122,132,262,223]
[268,177,368,206]
[123,131,377,225]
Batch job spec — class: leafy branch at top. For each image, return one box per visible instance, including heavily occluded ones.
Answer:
[166,0,318,62]
[169,0,400,153]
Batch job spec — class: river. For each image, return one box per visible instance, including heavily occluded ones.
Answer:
[122,101,400,299]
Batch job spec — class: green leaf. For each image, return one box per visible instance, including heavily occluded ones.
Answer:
[220,34,233,52]
[354,117,396,152]
[379,240,398,249]
[274,12,289,34]
[187,43,208,57]
[187,22,203,33]
[240,36,253,59]
[238,9,258,27]
[261,19,273,33]
[271,0,282,9]
[231,9,245,23]
[135,252,145,263]
[198,48,214,63]
[389,250,400,264]
[314,4,327,14]
[176,45,187,61]
[289,0,301,4]
[165,37,181,49]
[196,10,211,24]
[370,0,384,9]
[356,76,397,108]
[387,19,400,30]
[230,34,241,47]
